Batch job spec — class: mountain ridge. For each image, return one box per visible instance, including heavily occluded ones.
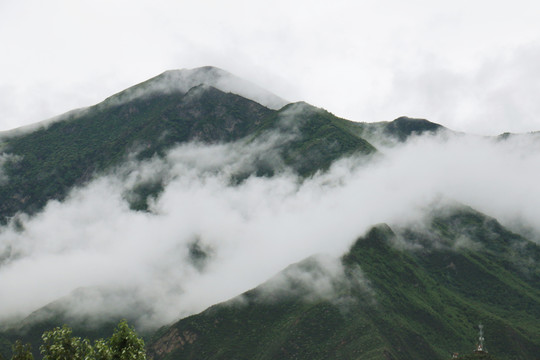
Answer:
[0,71,382,222]
[1,67,539,360]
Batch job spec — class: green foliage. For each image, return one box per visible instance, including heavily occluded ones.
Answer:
[108,320,145,360]
[40,325,92,360]
[92,339,112,360]
[11,341,33,360]
[36,320,144,360]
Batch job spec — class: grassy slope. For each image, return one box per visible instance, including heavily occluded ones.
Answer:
[147,208,540,360]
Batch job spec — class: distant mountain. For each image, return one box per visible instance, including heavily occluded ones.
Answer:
[382,116,445,141]
[497,130,540,141]
[147,206,540,360]
[335,116,450,148]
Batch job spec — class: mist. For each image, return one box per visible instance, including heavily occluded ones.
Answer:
[0,130,539,329]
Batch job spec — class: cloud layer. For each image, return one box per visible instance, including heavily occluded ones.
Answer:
[0,131,539,329]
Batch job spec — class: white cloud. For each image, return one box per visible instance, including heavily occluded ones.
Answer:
[0,131,539,329]
[254,255,374,307]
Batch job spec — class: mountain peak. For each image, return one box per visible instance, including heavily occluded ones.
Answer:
[384,116,445,141]
[109,66,288,110]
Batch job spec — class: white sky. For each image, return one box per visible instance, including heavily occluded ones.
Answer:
[1,0,540,135]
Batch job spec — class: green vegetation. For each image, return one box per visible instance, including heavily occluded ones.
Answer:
[339,116,448,148]
[0,300,136,360]
[107,320,146,360]
[0,84,377,221]
[274,103,376,176]
[382,116,443,141]
[2,320,144,360]
[40,325,94,360]
[10,341,33,360]
[0,86,273,220]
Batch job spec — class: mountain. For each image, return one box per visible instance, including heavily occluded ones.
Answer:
[0,67,375,221]
[381,116,444,141]
[0,67,379,357]
[340,116,451,148]
[147,206,540,360]
[0,67,538,360]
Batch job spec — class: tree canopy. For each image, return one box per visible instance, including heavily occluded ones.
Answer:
[7,320,145,360]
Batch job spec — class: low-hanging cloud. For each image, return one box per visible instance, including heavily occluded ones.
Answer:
[0,130,539,329]
[251,255,374,310]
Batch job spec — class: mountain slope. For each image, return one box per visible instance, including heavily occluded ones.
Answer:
[0,85,269,220]
[252,102,377,176]
[0,69,376,222]
[147,206,540,360]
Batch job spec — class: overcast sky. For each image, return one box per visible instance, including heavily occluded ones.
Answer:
[1,0,540,135]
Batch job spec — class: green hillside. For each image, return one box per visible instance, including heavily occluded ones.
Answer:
[0,76,376,222]
[147,207,540,360]
[251,102,377,176]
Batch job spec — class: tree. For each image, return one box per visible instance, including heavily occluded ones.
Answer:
[10,340,33,360]
[38,320,145,360]
[93,339,112,360]
[40,325,92,360]
[108,320,145,360]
